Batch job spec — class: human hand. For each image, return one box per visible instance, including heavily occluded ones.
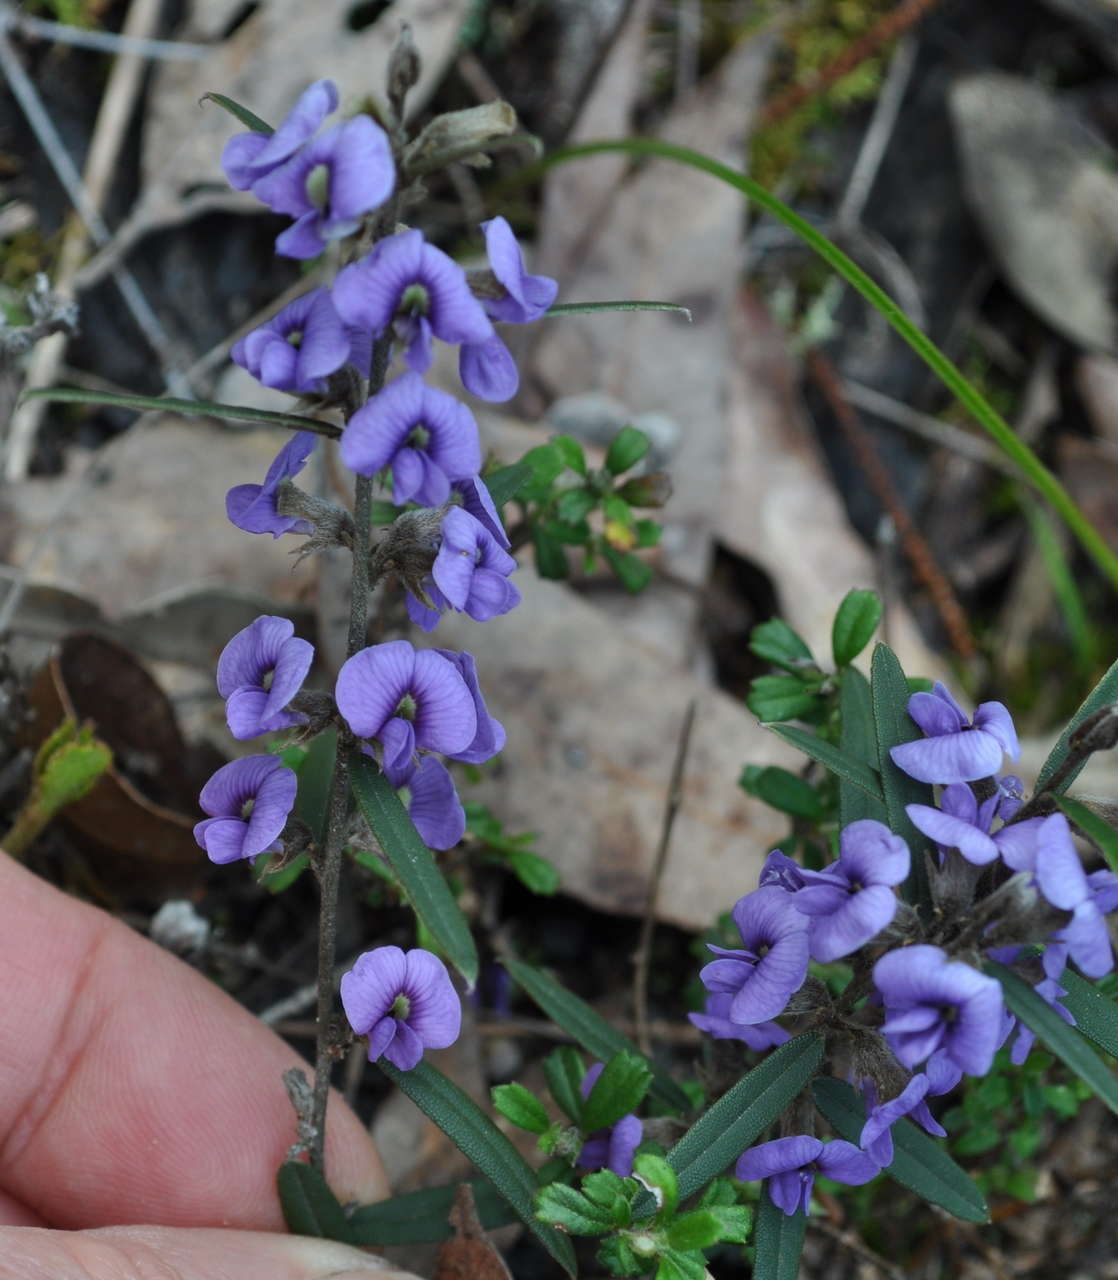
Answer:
[0,853,420,1279]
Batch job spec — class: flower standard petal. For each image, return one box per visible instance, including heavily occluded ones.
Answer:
[341,372,424,478]
[336,640,416,740]
[809,884,897,963]
[838,820,910,885]
[402,947,462,1048]
[296,289,351,384]
[409,650,477,755]
[264,636,314,719]
[422,386,483,481]
[736,1135,822,1184]
[243,765,298,855]
[340,945,408,1035]
[890,731,1005,785]
[973,702,1020,760]
[334,229,425,333]
[198,754,284,816]
[323,114,394,222]
[216,616,294,697]
[908,685,968,735]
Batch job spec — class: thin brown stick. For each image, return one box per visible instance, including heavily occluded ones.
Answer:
[633,699,696,1056]
[759,0,943,127]
[808,349,977,659]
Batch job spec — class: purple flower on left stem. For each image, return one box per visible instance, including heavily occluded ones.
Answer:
[699,886,809,1024]
[890,682,1019,785]
[194,755,297,864]
[222,79,338,190]
[406,507,521,632]
[216,615,313,740]
[341,945,462,1071]
[736,1136,880,1217]
[226,431,317,538]
[231,288,350,393]
[577,1062,642,1178]
[874,945,1003,1077]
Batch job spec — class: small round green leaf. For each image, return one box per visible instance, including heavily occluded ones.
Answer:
[831,588,882,667]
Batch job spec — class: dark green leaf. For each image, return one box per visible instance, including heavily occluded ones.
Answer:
[605,425,650,475]
[989,962,1118,1115]
[548,299,693,319]
[656,1248,709,1280]
[260,852,309,893]
[1055,795,1118,876]
[708,1204,752,1243]
[739,764,821,819]
[543,1045,586,1123]
[768,724,884,802]
[582,1052,652,1132]
[381,1060,576,1274]
[533,527,570,579]
[1036,657,1118,793]
[839,667,888,826]
[596,1234,645,1276]
[543,517,593,546]
[632,1152,678,1218]
[811,1077,987,1222]
[503,958,691,1114]
[520,443,566,500]
[22,386,337,436]
[295,728,336,844]
[1059,970,1118,1058]
[535,1182,615,1235]
[666,1033,824,1198]
[277,1160,354,1241]
[556,488,597,524]
[602,493,632,526]
[482,460,534,507]
[492,1082,550,1134]
[665,1210,723,1251]
[347,1178,517,1245]
[751,1190,806,1280]
[506,848,560,895]
[634,518,662,548]
[601,544,652,593]
[747,674,820,723]
[201,90,274,134]
[749,618,814,673]
[870,644,932,910]
[832,589,882,667]
[552,434,588,476]
[349,754,478,987]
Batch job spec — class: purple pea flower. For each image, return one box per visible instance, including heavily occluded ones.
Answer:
[687,992,790,1051]
[335,640,478,783]
[341,945,461,1071]
[1035,813,1115,978]
[432,647,506,765]
[758,848,808,893]
[874,945,1004,1077]
[405,507,521,633]
[251,115,395,259]
[333,229,494,373]
[790,819,909,962]
[859,1051,959,1165]
[405,755,466,851]
[576,1063,643,1177]
[193,755,297,865]
[339,372,481,506]
[736,1136,880,1216]
[699,886,810,1024]
[907,781,1037,867]
[890,682,1019,785]
[216,615,313,740]
[1006,976,1075,1065]
[454,475,511,549]
[458,217,558,404]
[226,431,317,538]
[222,79,338,190]
[231,288,350,393]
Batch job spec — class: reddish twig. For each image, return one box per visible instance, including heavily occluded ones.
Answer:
[759,0,943,127]
[808,349,977,659]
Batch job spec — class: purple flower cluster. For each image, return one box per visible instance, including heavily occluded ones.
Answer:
[706,679,1118,1216]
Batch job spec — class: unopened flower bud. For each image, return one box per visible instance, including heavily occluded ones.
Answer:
[387,23,422,117]
[368,506,444,599]
[402,100,521,177]
[275,481,356,563]
[615,472,673,508]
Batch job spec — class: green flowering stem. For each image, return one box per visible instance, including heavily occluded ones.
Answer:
[542,137,1118,595]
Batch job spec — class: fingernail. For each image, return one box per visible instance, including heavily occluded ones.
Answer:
[281,1236,406,1277]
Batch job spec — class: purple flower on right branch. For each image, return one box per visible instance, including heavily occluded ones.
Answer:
[889,682,1019,785]
[405,507,521,632]
[341,945,461,1071]
[735,1136,880,1216]
[231,288,350,393]
[874,944,1003,1077]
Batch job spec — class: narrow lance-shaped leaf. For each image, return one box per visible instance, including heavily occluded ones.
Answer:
[350,753,478,988]
[547,299,693,319]
[831,588,882,668]
[988,961,1118,1116]
[380,1059,577,1275]
[582,1051,652,1132]
[666,1032,824,1200]
[811,1077,988,1223]
[1036,657,1118,793]
[870,643,932,911]
[751,1188,807,1280]
[22,386,340,437]
[482,460,534,508]
[502,957,691,1113]
[347,1178,519,1246]
[277,1161,355,1242]
[838,667,888,827]
[1058,970,1118,1059]
[768,723,884,803]
[201,90,274,135]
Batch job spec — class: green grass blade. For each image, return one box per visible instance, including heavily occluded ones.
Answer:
[379,1060,576,1275]
[502,957,691,1114]
[812,1078,988,1223]
[543,138,1118,593]
[768,723,884,803]
[22,385,338,437]
[350,754,478,987]
[665,1032,824,1199]
[1021,498,1097,677]
[988,961,1118,1114]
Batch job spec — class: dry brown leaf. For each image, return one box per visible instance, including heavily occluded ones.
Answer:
[432,1185,513,1280]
